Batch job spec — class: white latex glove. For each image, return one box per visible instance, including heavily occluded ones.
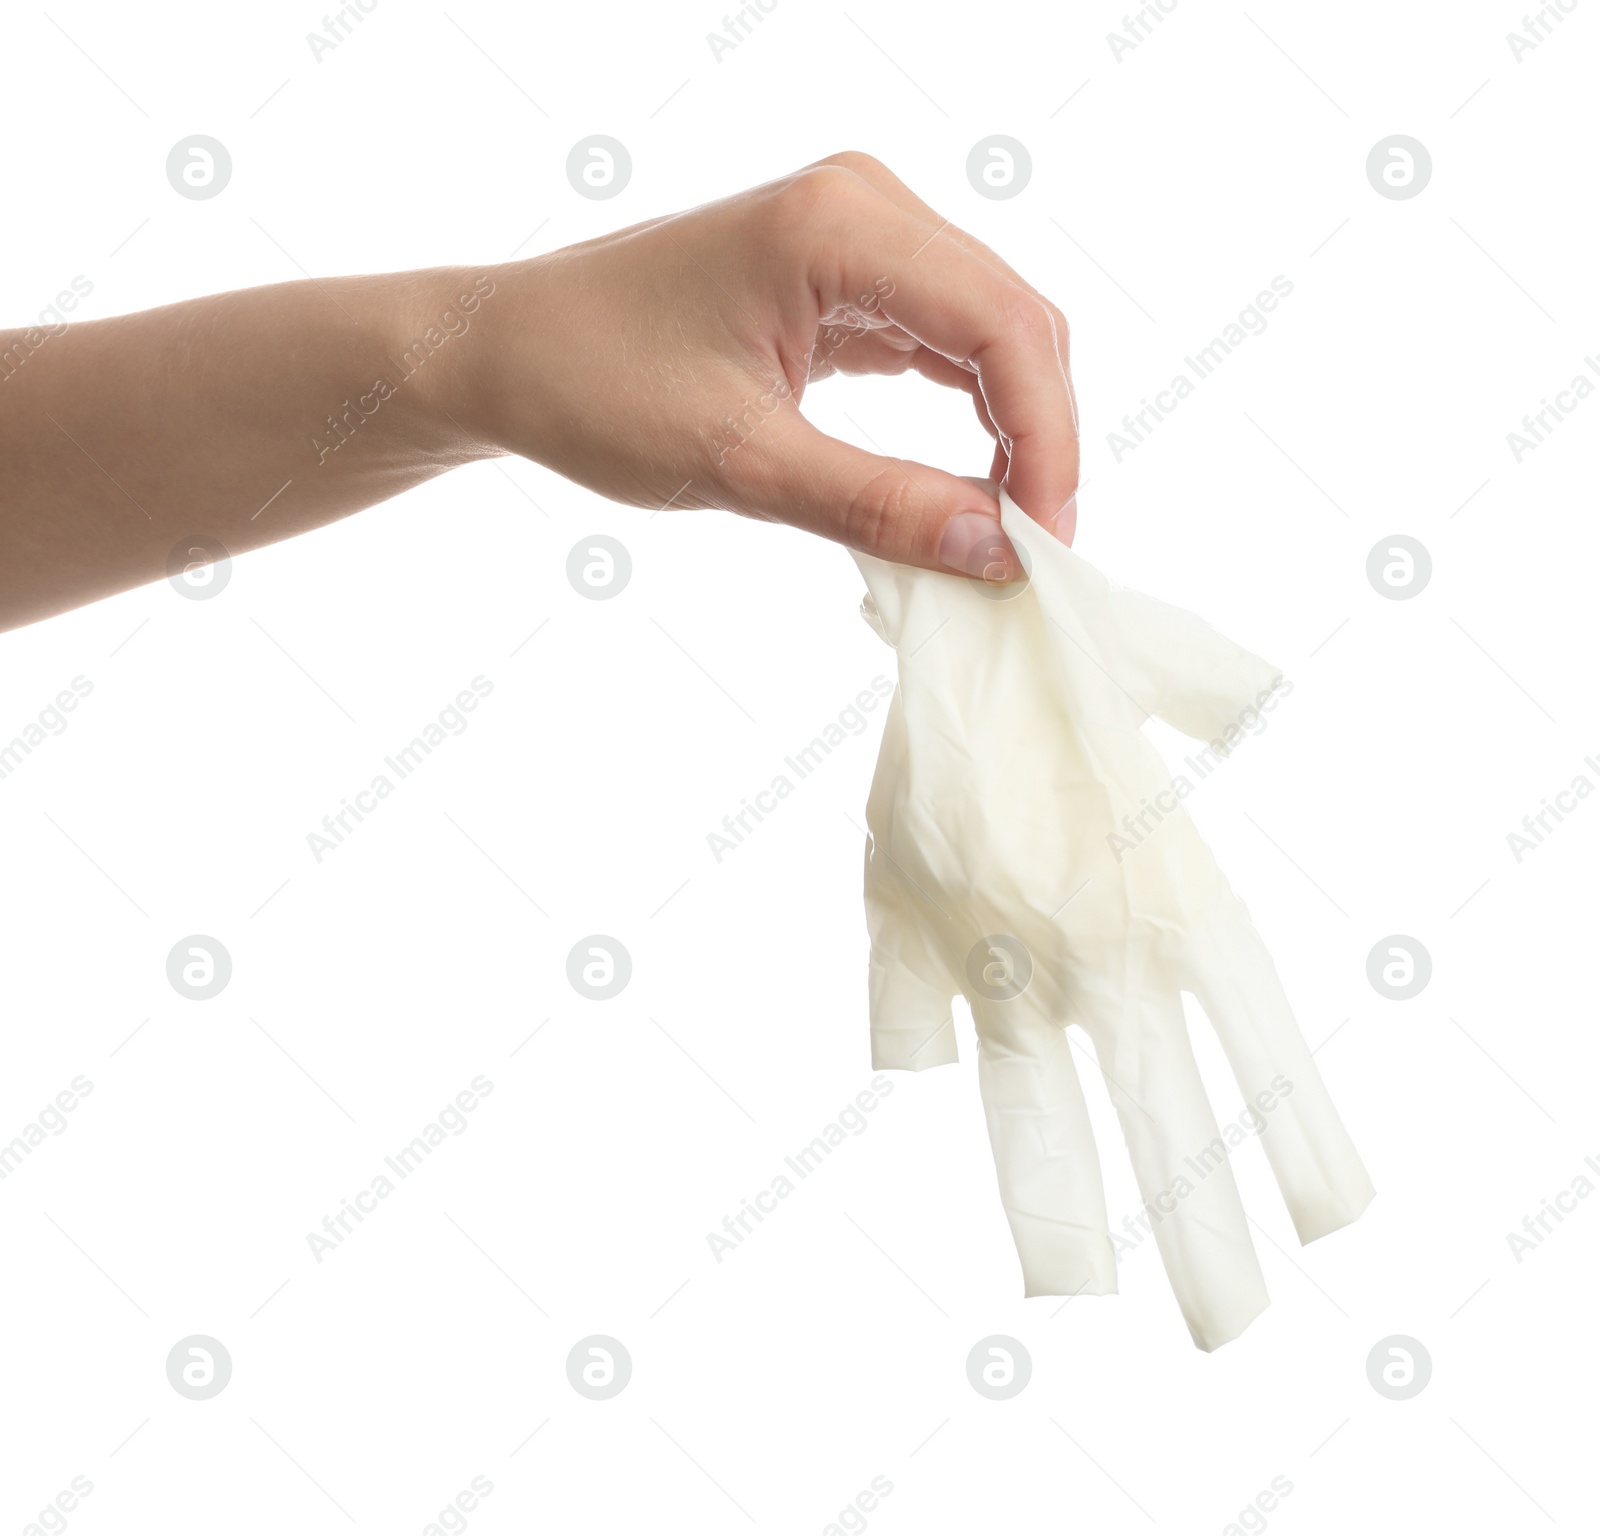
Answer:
[852,491,1375,1351]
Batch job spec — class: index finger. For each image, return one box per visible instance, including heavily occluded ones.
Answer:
[806,156,1079,540]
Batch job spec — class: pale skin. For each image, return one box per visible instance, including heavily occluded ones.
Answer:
[0,154,1079,634]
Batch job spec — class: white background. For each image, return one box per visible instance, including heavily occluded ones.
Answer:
[3,1,1597,1531]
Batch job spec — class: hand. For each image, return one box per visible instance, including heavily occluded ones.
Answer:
[449,153,1079,579]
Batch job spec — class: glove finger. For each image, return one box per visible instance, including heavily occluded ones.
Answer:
[997,490,1282,745]
[968,993,1117,1301]
[1192,891,1377,1243]
[1102,588,1284,746]
[1084,978,1270,1351]
[862,698,960,1071]
[866,903,959,1071]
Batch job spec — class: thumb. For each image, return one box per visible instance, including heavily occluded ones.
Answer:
[727,413,1022,580]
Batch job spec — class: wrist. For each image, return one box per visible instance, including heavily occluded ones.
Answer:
[383,263,511,466]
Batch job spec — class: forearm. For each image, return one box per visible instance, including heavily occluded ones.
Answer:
[2,159,1084,634]
[0,265,502,631]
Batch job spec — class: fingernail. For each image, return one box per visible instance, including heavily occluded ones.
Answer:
[1045,489,1078,545]
[940,511,1018,583]
[1021,487,1077,544]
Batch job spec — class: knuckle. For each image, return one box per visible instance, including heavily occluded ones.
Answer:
[815,149,889,181]
[997,287,1055,344]
[770,163,868,229]
[842,465,918,557]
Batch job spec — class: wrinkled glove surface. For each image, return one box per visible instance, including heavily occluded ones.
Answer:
[852,492,1374,1351]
